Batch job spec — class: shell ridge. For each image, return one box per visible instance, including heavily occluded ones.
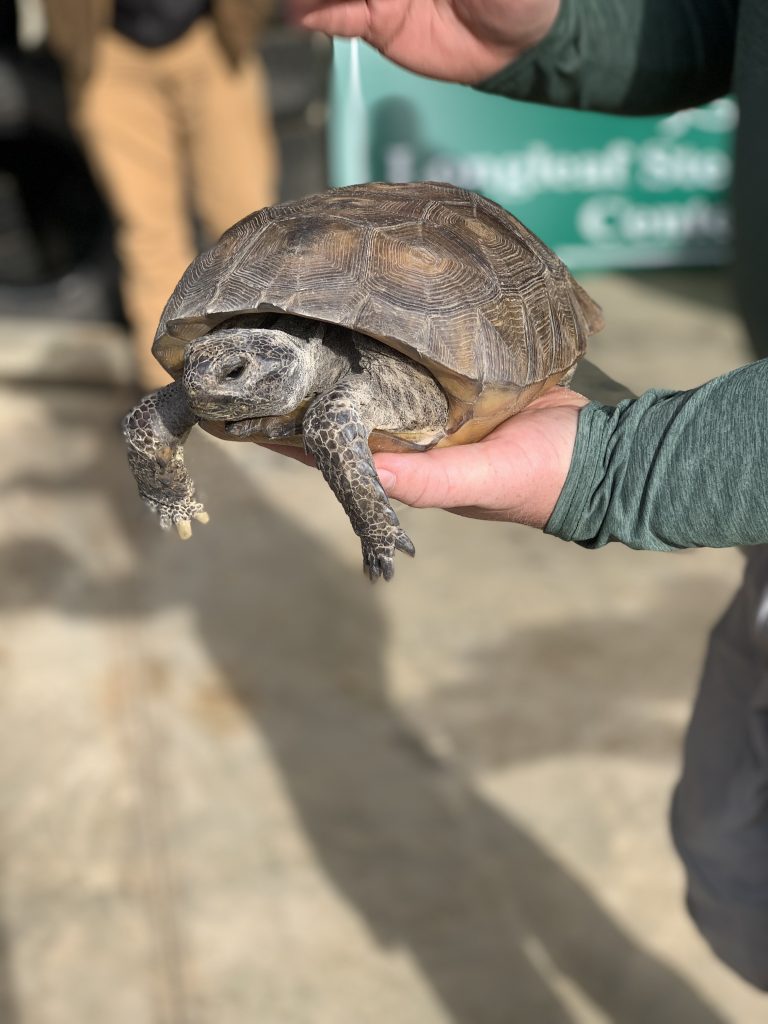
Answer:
[206,217,270,316]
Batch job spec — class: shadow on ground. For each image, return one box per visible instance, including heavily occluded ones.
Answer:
[410,583,721,771]
[0,385,727,1023]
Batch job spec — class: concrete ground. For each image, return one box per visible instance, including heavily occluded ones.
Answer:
[0,270,766,1023]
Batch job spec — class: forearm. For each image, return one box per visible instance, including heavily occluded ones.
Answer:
[546,360,768,550]
[477,0,737,114]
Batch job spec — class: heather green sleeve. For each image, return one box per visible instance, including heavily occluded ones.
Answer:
[477,0,737,115]
[545,360,768,550]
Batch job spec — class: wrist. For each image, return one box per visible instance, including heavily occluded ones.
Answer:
[510,391,587,528]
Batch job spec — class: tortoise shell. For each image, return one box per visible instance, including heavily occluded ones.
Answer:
[153,181,603,447]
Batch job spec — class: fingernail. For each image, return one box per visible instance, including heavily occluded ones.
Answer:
[377,469,396,491]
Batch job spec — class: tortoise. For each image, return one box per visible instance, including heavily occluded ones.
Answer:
[122,181,603,581]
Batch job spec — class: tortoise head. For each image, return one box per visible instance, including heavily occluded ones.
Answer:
[182,316,314,421]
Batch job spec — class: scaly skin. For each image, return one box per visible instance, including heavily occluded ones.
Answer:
[304,385,415,581]
[123,316,449,576]
[122,382,208,538]
[303,337,449,580]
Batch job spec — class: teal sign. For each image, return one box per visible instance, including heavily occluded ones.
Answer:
[329,40,735,270]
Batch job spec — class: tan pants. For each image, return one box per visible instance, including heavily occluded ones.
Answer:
[73,19,279,389]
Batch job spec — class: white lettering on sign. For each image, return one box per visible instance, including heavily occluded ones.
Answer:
[576,196,730,245]
[658,98,739,138]
[415,140,634,202]
[383,136,731,205]
[384,143,417,182]
[639,143,731,191]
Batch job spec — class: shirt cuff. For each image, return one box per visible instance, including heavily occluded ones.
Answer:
[544,400,612,545]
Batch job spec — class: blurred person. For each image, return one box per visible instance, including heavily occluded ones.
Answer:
[291,0,768,991]
[1,0,16,47]
[43,0,279,389]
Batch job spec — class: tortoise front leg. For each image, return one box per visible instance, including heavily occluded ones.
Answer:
[303,386,415,581]
[122,381,209,539]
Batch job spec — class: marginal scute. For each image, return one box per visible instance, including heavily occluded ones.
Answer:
[153,181,603,442]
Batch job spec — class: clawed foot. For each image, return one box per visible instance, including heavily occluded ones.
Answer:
[125,444,210,541]
[123,382,208,540]
[166,508,210,540]
[136,471,211,540]
[361,514,415,582]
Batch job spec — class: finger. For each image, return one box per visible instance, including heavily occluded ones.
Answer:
[289,0,371,36]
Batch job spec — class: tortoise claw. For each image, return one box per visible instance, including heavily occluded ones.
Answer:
[361,526,415,582]
[173,510,209,540]
[395,530,416,557]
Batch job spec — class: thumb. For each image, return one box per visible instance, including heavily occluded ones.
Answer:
[374,447,491,509]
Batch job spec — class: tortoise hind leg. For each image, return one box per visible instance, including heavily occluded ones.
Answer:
[123,382,208,538]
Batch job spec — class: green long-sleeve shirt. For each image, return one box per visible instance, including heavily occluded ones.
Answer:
[548,362,768,549]
[477,0,768,550]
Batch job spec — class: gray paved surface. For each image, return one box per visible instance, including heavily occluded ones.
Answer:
[1,271,767,1022]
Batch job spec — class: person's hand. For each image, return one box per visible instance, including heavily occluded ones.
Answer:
[289,0,560,84]
[267,387,589,529]
[375,386,587,526]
